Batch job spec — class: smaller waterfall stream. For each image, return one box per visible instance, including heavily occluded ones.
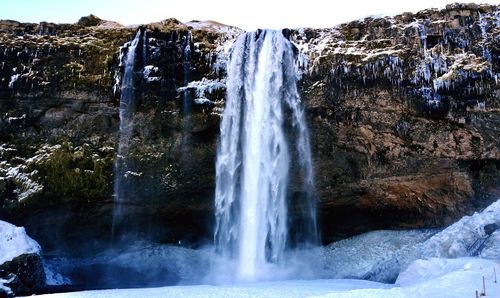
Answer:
[214,30,317,283]
[112,31,143,238]
[181,31,193,163]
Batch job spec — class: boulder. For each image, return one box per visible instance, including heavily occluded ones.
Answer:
[484,223,499,235]
[0,221,45,295]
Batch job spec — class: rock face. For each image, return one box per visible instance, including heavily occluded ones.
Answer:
[292,3,500,242]
[0,4,499,254]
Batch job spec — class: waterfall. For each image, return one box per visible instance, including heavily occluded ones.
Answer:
[181,31,193,163]
[214,30,317,282]
[112,31,142,238]
[479,12,492,64]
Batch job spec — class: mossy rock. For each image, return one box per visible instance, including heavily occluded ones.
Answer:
[37,142,114,203]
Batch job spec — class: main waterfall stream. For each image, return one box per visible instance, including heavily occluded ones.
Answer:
[214,30,317,283]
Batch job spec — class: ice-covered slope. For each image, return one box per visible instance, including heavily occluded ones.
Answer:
[320,199,500,282]
[321,229,438,280]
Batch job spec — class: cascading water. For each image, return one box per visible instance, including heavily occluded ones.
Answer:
[181,31,193,162]
[214,30,317,283]
[112,31,142,238]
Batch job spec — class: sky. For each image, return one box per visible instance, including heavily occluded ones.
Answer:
[1,0,499,30]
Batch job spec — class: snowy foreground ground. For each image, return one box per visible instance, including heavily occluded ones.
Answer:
[10,198,500,297]
[33,257,500,298]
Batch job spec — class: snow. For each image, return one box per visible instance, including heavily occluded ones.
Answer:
[5,165,43,201]
[317,258,500,298]
[143,65,161,82]
[396,257,494,286]
[0,222,42,293]
[194,97,214,105]
[124,171,143,177]
[0,144,61,201]
[32,258,500,298]
[0,277,13,296]
[6,113,26,123]
[300,199,500,284]
[8,73,20,89]
[481,230,500,260]
[177,78,224,105]
[320,229,438,281]
[184,20,240,35]
[0,220,41,265]
[412,198,500,259]
[32,279,389,298]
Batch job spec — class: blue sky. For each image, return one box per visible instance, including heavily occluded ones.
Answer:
[1,0,498,30]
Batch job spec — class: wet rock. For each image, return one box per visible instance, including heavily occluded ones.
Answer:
[0,254,45,295]
[484,223,499,235]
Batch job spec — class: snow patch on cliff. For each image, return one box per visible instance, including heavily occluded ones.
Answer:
[0,144,61,201]
[143,65,161,82]
[178,78,225,105]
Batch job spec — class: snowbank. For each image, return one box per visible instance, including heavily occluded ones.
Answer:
[480,230,500,260]
[414,199,500,258]
[320,198,500,282]
[316,258,500,298]
[320,229,437,280]
[0,220,41,265]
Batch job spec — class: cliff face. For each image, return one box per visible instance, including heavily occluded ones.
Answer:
[293,3,500,242]
[0,4,498,253]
